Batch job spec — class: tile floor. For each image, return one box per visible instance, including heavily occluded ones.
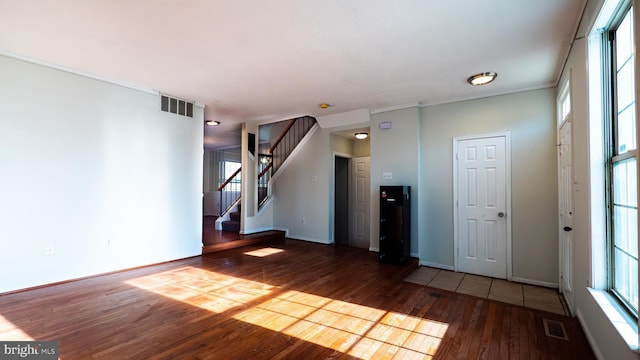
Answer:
[404,267,567,315]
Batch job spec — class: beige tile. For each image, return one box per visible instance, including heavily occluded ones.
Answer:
[523,285,565,315]
[456,286,489,298]
[489,279,523,305]
[458,275,492,293]
[429,271,464,289]
[461,274,492,286]
[428,282,458,292]
[488,293,524,306]
[404,267,439,285]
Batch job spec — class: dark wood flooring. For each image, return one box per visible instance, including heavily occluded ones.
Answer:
[202,216,285,254]
[0,239,594,359]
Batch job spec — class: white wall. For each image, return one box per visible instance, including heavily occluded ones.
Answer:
[353,137,371,157]
[0,55,204,293]
[370,107,421,255]
[420,89,558,283]
[273,128,332,243]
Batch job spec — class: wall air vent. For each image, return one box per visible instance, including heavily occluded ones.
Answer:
[161,94,194,118]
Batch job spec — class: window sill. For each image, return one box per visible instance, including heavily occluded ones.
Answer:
[587,288,638,352]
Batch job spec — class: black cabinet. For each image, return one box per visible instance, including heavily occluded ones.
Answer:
[379,186,411,264]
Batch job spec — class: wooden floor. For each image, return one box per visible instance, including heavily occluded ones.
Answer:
[0,239,594,359]
[202,216,285,254]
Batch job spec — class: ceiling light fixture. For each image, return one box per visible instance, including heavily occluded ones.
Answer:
[205,120,220,126]
[467,72,497,86]
[355,132,369,140]
[319,103,333,109]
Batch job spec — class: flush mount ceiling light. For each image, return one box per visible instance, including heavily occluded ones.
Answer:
[355,132,369,140]
[205,120,220,126]
[467,72,497,86]
[319,103,334,109]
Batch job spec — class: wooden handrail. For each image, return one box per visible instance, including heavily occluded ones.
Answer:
[258,162,273,179]
[269,119,297,153]
[217,167,241,191]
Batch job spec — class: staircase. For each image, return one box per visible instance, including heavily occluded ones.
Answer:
[221,205,241,232]
[258,115,316,208]
[214,115,317,234]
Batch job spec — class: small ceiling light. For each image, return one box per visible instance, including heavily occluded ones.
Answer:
[467,72,497,86]
[355,132,368,140]
[205,120,220,126]
[319,103,333,109]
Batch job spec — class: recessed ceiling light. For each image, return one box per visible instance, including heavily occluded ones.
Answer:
[355,132,368,140]
[467,72,497,86]
[205,120,220,126]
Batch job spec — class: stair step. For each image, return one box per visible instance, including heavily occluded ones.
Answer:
[222,220,240,233]
[229,212,241,222]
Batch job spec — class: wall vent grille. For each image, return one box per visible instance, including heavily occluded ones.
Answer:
[161,95,194,118]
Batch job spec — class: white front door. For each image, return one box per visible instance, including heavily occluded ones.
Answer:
[455,135,509,279]
[558,119,574,314]
[350,157,370,249]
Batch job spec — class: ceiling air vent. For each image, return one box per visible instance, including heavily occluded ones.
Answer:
[161,95,194,118]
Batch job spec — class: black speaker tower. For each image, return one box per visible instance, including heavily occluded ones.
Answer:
[379,186,411,264]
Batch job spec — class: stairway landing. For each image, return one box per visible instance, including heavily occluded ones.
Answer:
[202,230,286,255]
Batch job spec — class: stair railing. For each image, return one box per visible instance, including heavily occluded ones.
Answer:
[258,155,273,207]
[269,116,316,174]
[257,115,317,209]
[218,167,241,216]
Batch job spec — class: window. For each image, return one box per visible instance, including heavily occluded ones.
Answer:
[559,82,571,124]
[606,5,638,316]
[221,160,241,186]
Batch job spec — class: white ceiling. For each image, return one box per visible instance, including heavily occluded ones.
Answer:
[0,0,586,149]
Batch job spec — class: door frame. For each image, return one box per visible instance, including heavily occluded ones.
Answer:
[557,75,575,315]
[330,151,352,244]
[453,132,512,280]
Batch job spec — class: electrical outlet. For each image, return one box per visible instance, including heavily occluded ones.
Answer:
[46,244,54,255]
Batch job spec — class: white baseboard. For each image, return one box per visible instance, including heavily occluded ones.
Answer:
[576,309,604,360]
[369,247,379,252]
[419,261,454,271]
[410,252,419,259]
[510,276,558,288]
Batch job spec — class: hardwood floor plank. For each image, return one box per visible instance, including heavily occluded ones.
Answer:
[0,239,594,359]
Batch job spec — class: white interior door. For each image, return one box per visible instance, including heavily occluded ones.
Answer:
[558,119,574,314]
[456,135,509,279]
[350,157,370,249]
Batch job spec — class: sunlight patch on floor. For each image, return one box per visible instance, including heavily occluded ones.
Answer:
[243,247,285,257]
[0,314,34,340]
[233,290,448,358]
[125,266,275,314]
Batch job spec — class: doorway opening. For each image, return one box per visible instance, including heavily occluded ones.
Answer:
[334,156,350,245]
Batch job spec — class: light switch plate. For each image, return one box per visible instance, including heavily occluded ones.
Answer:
[383,172,392,180]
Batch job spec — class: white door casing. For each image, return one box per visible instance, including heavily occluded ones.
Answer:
[351,157,370,249]
[454,134,511,279]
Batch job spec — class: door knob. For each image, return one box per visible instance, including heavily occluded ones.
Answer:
[498,212,505,218]
[563,226,572,232]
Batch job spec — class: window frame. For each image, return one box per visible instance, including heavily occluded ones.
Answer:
[604,3,639,317]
